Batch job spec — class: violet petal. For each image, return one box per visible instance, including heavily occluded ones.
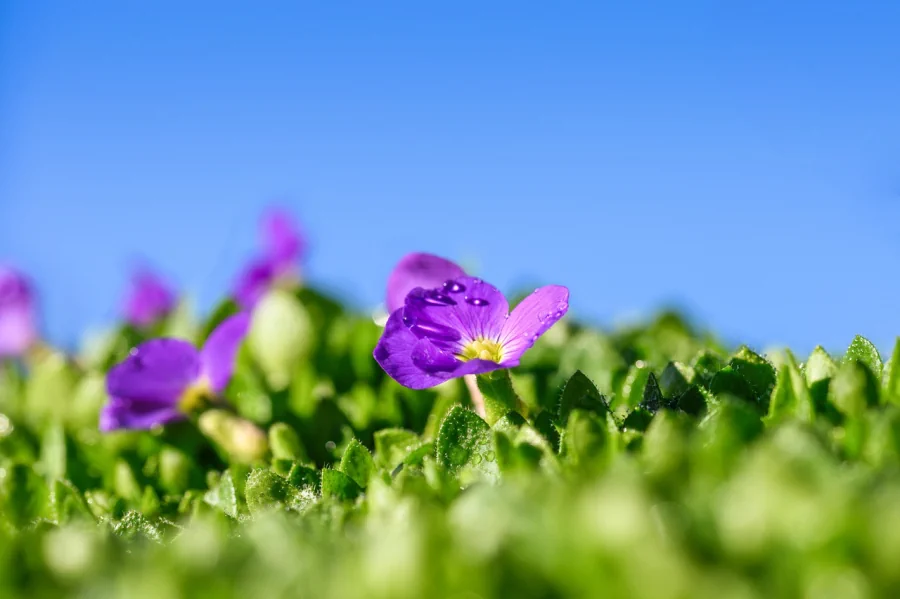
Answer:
[200,312,251,393]
[0,266,37,358]
[499,285,569,362]
[106,338,201,406]
[233,258,275,310]
[100,397,185,431]
[403,276,508,352]
[385,253,466,314]
[373,309,503,389]
[123,268,176,327]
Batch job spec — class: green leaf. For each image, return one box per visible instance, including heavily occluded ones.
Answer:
[48,479,94,524]
[248,289,314,391]
[269,422,307,461]
[558,370,606,426]
[227,344,272,424]
[38,422,66,482]
[659,362,692,398]
[158,447,195,495]
[0,463,49,528]
[112,511,166,543]
[709,367,758,407]
[766,351,815,424]
[203,470,238,518]
[533,410,561,453]
[612,364,650,415]
[845,335,883,379]
[321,469,361,501]
[729,347,776,408]
[287,464,320,490]
[674,386,707,415]
[622,406,653,432]
[830,360,879,417]
[245,468,294,515]
[373,428,420,469]
[883,338,900,400]
[339,438,375,488]
[641,373,665,412]
[805,346,837,385]
[140,486,161,517]
[691,350,726,387]
[475,370,521,426]
[561,409,611,469]
[113,460,142,502]
[435,406,496,481]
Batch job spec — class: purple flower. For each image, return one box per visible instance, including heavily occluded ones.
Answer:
[123,269,176,328]
[374,276,569,389]
[101,313,251,431]
[234,209,305,309]
[386,253,466,314]
[0,266,38,358]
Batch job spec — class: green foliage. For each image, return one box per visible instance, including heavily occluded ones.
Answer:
[4,292,900,598]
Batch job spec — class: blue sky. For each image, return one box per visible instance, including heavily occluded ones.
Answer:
[2,1,900,356]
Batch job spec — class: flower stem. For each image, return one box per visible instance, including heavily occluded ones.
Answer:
[476,370,520,425]
[463,374,486,418]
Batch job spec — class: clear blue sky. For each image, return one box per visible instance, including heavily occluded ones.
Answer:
[2,1,900,356]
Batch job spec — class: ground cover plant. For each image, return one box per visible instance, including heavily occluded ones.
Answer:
[3,212,900,598]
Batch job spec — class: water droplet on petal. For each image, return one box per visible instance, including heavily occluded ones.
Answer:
[409,321,462,342]
[531,334,539,342]
[443,280,466,293]
[413,289,457,306]
[538,311,552,322]
[556,302,568,312]
[466,297,489,307]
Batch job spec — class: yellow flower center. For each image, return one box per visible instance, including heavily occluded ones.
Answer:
[458,338,504,363]
[179,377,213,414]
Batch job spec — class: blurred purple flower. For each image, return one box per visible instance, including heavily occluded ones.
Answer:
[101,313,250,431]
[386,253,466,314]
[0,266,38,358]
[374,276,568,389]
[123,269,176,328]
[234,209,305,309]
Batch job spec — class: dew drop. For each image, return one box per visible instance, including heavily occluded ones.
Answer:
[414,289,457,306]
[485,451,495,462]
[538,311,553,322]
[443,280,466,293]
[466,297,489,307]
[410,321,462,341]
[325,441,336,451]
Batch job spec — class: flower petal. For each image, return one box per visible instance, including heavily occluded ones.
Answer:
[123,268,176,327]
[385,253,466,314]
[99,397,184,431]
[262,209,305,269]
[106,338,201,405]
[373,309,503,389]
[200,312,251,393]
[233,258,275,310]
[0,266,37,358]
[402,276,509,354]
[499,285,569,362]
